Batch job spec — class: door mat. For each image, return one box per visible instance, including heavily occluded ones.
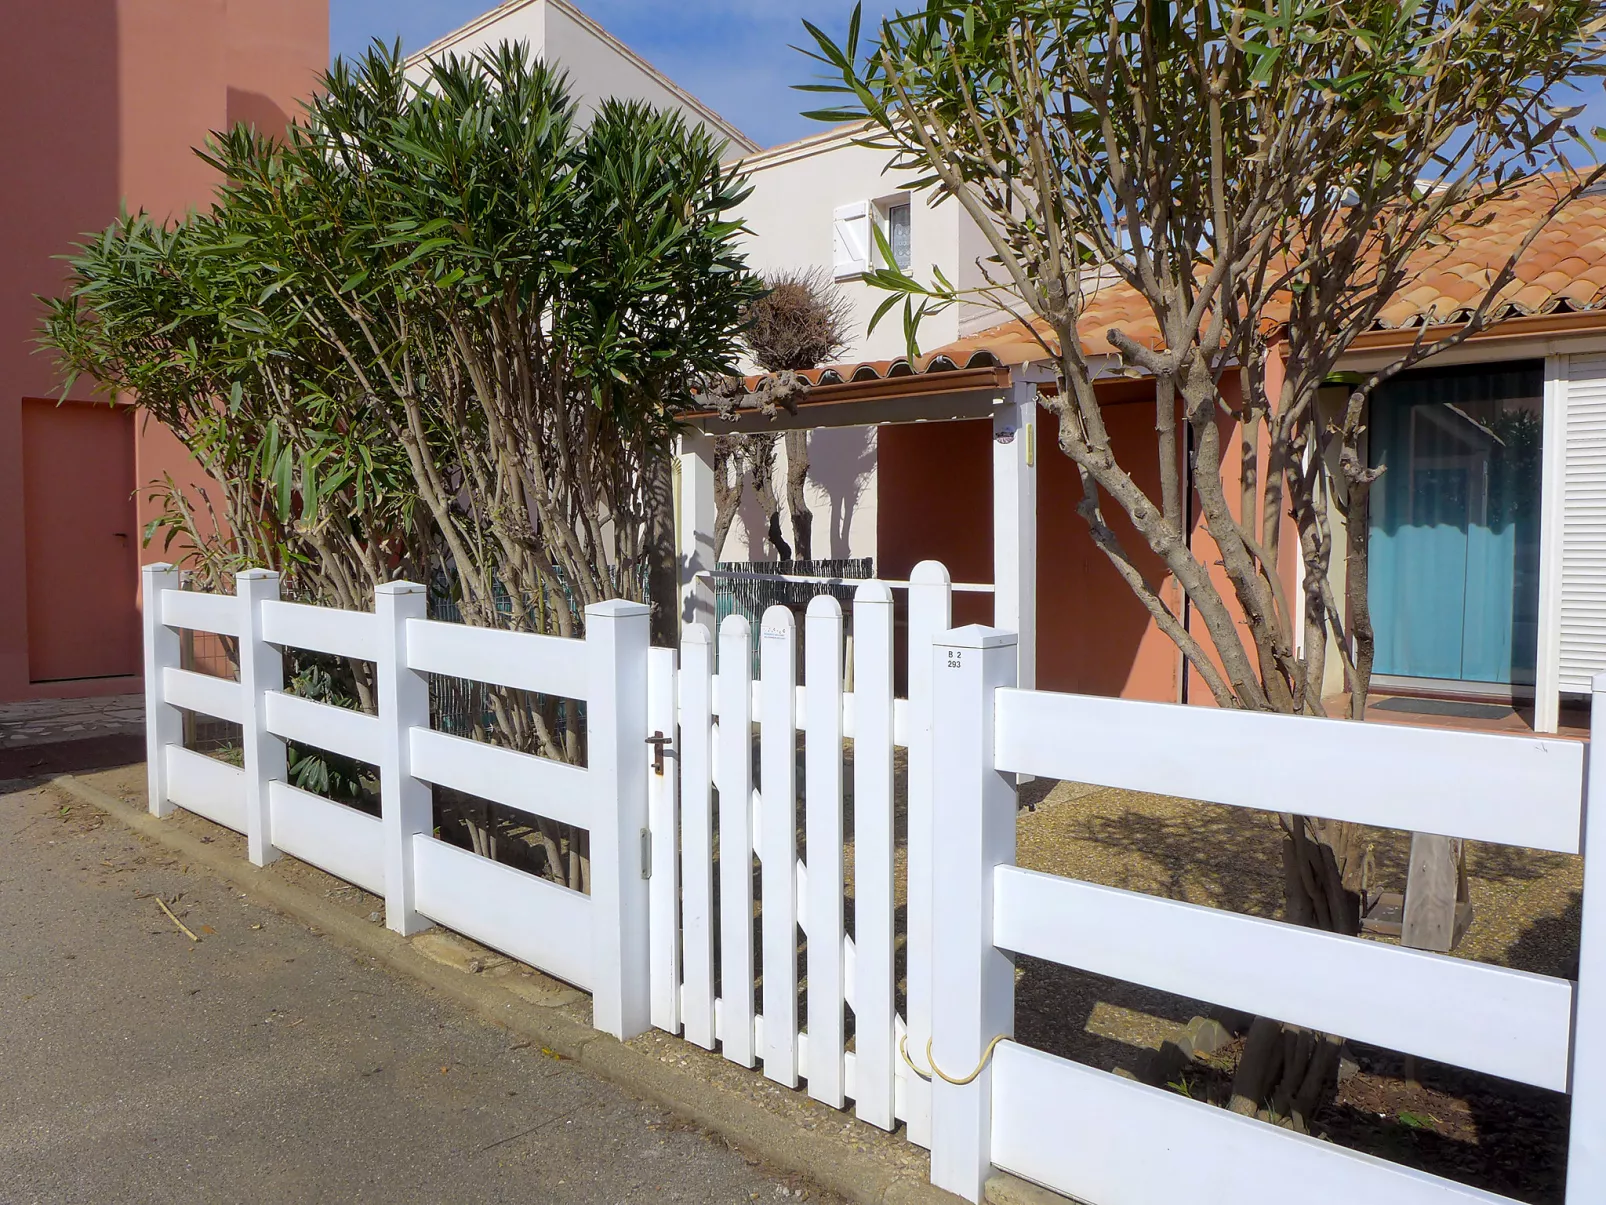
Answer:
[1371,696,1515,720]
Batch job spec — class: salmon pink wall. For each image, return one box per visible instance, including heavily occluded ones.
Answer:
[876,359,1299,707]
[0,1,326,703]
[875,398,1180,701]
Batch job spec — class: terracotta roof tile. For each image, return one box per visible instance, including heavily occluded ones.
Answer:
[914,176,1606,369]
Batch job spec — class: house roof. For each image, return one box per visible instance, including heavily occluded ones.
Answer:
[684,352,1012,427]
[929,175,1606,367]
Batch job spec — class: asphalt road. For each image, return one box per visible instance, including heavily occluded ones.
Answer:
[0,779,806,1204]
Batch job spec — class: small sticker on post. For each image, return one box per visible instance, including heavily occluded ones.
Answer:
[945,648,965,669]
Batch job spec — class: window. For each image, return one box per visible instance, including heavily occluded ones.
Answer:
[886,201,912,271]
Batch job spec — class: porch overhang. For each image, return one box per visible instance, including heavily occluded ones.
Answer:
[676,350,1040,691]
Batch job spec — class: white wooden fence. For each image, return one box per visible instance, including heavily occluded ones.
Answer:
[142,563,651,1038]
[142,560,1604,1205]
[927,622,1606,1205]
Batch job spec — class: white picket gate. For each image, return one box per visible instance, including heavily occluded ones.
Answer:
[926,623,1606,1205]
[645,559,957,1140]
[653,560,954,1139]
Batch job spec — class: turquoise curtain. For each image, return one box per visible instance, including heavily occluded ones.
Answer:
[1367,362,1543,686]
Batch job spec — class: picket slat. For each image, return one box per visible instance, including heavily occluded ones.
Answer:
[902,560,951,1148]
[805,597,846,1107]
[679,626,717,1050]
[647,647,681,1034]
[717,615,756,1067]
[851,583,897,1129]
[738,684,909,748]
[759,606,799,1087]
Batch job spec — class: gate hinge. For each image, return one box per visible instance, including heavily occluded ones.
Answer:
[641,828,652,879]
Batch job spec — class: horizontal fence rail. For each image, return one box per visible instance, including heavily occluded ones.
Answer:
[404,617,590,701]
[260,599,379,662]
[993,866,1575,1092]
[929,622,1606,1205]
[408,727,590,829]
[993,689,1587,854]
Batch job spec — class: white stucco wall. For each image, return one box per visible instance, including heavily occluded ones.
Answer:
[733,128,963,366]
[404,0,755,153]
[716,427,879,566]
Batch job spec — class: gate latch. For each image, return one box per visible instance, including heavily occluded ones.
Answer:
[645,730,673,776]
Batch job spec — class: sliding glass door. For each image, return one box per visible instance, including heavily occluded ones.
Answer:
[1367,361,1544,688]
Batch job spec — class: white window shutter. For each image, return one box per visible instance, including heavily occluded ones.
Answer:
[833,201,871,279]
[1560,353,1606,692]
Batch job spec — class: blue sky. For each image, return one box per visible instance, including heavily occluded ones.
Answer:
[331,2,1606,154]
[330,0,869,148]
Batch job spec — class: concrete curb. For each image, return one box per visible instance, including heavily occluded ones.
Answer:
[48,772,960,1205]
[984,1172,1078,1204]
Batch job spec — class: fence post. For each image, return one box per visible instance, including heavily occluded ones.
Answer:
[142,563,183,819]
[587,599,652,1040]
[376,581,431,935]
[236,570,284,866]
[647,644,681,1034]
[929,623,1017,1204]
[1567,671,1606,1198]
[904,558,953,1146]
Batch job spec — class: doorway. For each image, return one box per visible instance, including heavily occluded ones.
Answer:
[22,398,140,683]
[1367,362,1544,691]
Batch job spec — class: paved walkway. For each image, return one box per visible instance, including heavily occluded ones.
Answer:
[0,695,147,778]
[0,780,814,1204]
[0,693,145,748]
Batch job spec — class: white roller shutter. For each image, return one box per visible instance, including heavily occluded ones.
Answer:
[833,201,871,279]
[1559,353,1606,691]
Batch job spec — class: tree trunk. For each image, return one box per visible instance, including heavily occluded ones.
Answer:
[712,436,744,562]
[785,429,812,562]
[749,435,791,560]
[1227,815,1366,1125]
